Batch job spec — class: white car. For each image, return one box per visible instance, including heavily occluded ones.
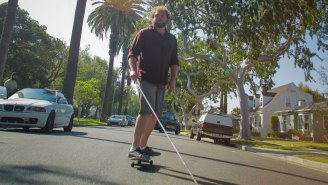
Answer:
[0,88,74,132]
[107,115,128,127]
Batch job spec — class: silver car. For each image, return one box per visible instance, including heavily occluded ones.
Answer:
[107,115,128,127]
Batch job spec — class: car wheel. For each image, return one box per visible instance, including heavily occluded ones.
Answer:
[196,131,202,141]
[63,115,74,132]
[213,138,219,144]
[223,139,230,145]
[190,128,195,139]
[175,126,181,135]
[42,112,55,133]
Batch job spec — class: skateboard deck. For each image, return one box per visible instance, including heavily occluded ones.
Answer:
[130,157,153,167]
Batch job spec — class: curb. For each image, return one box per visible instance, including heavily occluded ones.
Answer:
[235,144,328,173]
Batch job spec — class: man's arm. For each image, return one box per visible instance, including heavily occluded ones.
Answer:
[170,65,179,82]
[128,57,140,82]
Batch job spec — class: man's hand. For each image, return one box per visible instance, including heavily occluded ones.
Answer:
[167,79,176,93]
[130,69,145,83]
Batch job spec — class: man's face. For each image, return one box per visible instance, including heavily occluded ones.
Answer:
[12,75,17,80]
[152,11,168,28]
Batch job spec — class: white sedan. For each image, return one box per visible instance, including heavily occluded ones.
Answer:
[0,88,74,132]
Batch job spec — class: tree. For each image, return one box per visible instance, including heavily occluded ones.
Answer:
[231,107,240,116]
[62,0,87,104]
[74,78,100,121]
[0,3,68,88]
[88,0,144,121]
[298,83,326,103]
[168,0,327,139]
[117,37,129,115]
[0,0,18,83]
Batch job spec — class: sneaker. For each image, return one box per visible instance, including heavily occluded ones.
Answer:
[140,146,160,156]
[128,148,150,160]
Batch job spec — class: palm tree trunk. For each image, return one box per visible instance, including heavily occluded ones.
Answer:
[62,0,87,104]
[117,44,128,115]
[100,31,118,122]
[124,71,131,115]
[0,0,18,83]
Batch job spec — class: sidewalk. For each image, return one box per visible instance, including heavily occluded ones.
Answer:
[179,132,328,173]
[234,144,328,173]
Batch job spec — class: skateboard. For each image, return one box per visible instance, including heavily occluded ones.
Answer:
[130,157,153,167]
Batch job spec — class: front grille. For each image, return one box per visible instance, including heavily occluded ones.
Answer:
[4,105,14,111]
[0,117,38,124]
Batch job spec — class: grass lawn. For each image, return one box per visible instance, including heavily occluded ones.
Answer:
[231,139,308,151]
[232,137,328,151]
[181,129,191,133]
[256,137,328,151]
[294,154,328,164]
[73,118,107,126]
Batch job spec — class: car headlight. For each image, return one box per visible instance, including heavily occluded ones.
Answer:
[27,106,46,112]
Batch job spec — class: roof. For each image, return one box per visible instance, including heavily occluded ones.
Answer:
[262,92,276,97]
[268,82,294,94]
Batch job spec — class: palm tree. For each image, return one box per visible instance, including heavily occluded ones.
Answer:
[88,0,144,122]
[0,0,18,83]
[62,0,87,104]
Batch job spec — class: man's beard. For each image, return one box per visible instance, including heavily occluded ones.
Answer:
[154,21,167,28]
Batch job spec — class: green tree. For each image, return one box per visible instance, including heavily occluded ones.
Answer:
[231,107,241,116]
[62,0,87,104]
[88,0,144,121]
[0,0,18,83]
[74,78,100,121]
[168,0,327,139]
[298,83,326,103]
[0,3,68,88]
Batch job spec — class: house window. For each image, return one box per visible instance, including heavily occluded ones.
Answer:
[254,116,258,127]
[324,116,328,129]
[282,115,288,132]
[304,114,310,130]
[258,115,262,127]
[286,97,291,107]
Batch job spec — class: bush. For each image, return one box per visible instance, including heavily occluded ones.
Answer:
[286,129,303,138]
[251,131,261,137]
[301,134,313,141]
[270,115,279,133]
[277,132,288,139]
[267,132,277,138]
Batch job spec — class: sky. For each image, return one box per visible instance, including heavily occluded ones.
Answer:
[1,0,327,113]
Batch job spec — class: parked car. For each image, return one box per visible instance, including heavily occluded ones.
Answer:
[0,86,7,99]
[0,88,74,132]
[126,115,133,126]
[155,111,181,135]
[190,113,233,145]
[131,117,136,126]
[107,115,128,127]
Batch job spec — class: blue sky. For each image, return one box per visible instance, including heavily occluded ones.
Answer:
[2,0,327,113]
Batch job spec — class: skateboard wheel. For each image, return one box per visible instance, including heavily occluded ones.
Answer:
[131,162,135,167]
[150,160,153,166]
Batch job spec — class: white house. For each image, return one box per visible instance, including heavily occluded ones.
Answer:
[248,83,313,137]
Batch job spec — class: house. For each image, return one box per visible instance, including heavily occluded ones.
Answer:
[275,101,328,142]
[248,83,313,137]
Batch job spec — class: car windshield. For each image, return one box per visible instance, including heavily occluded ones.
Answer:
[9,88,57,102]
[111,115,123,119]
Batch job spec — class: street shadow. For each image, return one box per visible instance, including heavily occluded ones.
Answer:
[133,164,162,173]
[151,147,328,184]
[0,164,120,185]
[0,128,87,136]
[159,166,237,185]
[150,132,192,141]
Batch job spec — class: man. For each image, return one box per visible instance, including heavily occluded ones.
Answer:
[127,6,179,159]
[4,72,18,97]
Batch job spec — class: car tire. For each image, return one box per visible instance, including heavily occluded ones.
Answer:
[42,112,55,133]
[64,115,74,132]
[213,138,219,144]
[196,131,202,141]
[190,129,195,139]
[223,139,230,145]
[175,126,181,135]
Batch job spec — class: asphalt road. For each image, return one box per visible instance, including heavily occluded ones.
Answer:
[0,126,327,185]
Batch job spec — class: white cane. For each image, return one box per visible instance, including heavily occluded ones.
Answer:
[136,79,198,185]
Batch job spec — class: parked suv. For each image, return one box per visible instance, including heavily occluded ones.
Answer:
[155,111,181,135]
[190,113,233,145]
[107,115,128,127]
